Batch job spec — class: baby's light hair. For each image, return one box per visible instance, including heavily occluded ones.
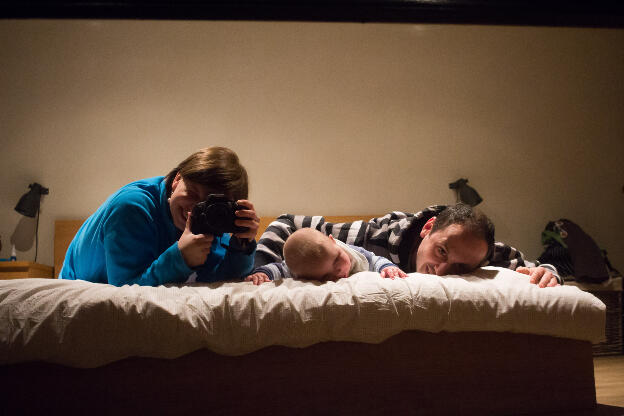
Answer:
[284,228,332,278]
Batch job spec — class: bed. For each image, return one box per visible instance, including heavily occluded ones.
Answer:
[0,216,606,415]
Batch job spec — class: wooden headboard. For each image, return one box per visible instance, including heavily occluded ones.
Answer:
[54,215,378,277]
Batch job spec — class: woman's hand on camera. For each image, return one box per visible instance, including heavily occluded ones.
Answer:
[178,212,214,267]
[233,200,260,241]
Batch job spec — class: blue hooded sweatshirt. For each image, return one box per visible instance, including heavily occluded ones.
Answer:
[59,176,255,286]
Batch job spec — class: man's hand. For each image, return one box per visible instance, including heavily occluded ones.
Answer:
[233,200,260,241]
[381,266,408,280]
[516,266,560,288]
[178,212,214,268]
[245,272,271,286]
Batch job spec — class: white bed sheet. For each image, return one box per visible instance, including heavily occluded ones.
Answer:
[0,267,605,368]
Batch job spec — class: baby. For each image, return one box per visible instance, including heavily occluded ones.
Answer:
[245,228,407,285]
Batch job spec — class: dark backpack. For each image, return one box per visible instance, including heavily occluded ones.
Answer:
[538,219,615,284]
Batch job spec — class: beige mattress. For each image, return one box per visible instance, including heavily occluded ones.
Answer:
[0,266,605,368]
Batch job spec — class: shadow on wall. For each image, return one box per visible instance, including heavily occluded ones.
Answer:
[11,216,38,253]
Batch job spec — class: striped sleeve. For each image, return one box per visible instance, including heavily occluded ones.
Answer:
[254,214,303,267]
[487,242,562,284]
[487,242,529,269]
[363,207,444,266]
[254,214,367,268]
[369,254,395,273]
[253,261,293,281]
[350,245,396,273]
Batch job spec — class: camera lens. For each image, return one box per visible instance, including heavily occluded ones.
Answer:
[206,204,231,225]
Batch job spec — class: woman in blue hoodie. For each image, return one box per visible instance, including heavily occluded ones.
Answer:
[60,147,259,286]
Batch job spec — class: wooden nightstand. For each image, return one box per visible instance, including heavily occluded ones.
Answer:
[0,261,54,279]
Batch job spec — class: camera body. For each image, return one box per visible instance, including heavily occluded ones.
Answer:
[190,194,248,236]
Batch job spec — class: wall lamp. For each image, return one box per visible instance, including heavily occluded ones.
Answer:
[449,178,482,207]
[14,182,49,262]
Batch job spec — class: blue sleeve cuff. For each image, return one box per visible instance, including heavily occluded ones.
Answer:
[253,266,276,280]
[164,242,194,281]
[378,263,394,272]
[223,237,257,254]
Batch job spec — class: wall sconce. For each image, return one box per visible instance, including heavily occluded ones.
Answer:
[14,182,49,262]
[449,178,482,207]
[15,183,49,218]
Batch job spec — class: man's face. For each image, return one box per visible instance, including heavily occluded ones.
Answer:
[413,217,488,276]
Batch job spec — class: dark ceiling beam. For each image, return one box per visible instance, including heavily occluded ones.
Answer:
[2,1,624,28]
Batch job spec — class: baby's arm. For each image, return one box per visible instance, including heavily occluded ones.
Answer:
[245,272,272,285]
[379,265,407,279]
[244,261,293,285]
[351,246,407,279]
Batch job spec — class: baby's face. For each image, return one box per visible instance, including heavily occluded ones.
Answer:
[308,237,351,282]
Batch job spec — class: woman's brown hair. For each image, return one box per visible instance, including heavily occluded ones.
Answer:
[165,147,248,201]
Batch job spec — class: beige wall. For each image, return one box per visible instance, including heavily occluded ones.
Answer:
[1,20,623,273]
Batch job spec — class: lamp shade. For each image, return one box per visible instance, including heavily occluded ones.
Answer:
[15,183,49,218]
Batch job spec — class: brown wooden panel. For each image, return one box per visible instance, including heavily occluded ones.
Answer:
[53,219,84,277]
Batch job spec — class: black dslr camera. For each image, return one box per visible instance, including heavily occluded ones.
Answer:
[190,194,248,236]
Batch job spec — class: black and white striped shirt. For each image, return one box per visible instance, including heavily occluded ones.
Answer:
[254,206,559,280]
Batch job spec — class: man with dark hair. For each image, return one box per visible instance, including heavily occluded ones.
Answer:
[411,204,495,277]
[249,204,560,287]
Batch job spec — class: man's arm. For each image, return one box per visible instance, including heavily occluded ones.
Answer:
[255,215,317,267]
[256,208,443,271]
[364,206,446,269]
[488,242,562,285]
[255,214,364,268]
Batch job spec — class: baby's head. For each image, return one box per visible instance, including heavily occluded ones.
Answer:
[284,228,351,282]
